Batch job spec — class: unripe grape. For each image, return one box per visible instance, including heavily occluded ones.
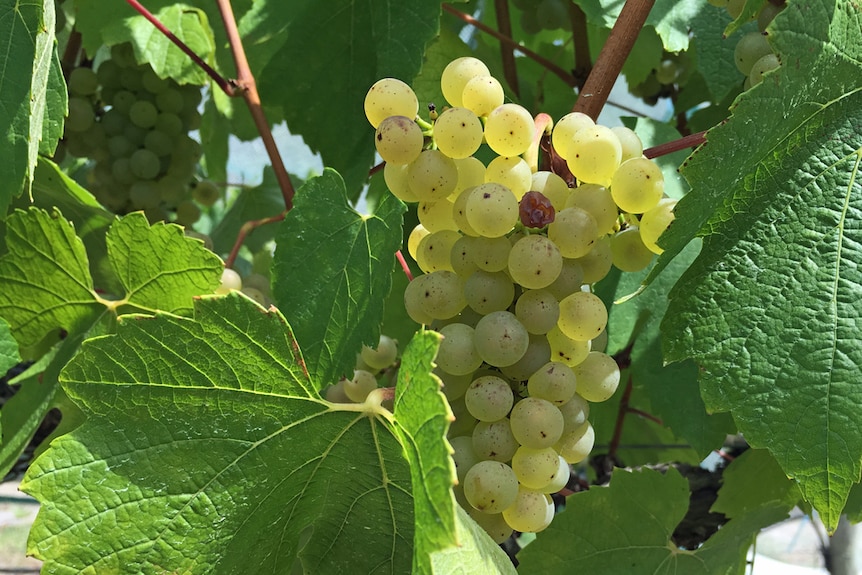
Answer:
[130,149,161,180]
[441,57,491,107]
[130,100,158,128]
[466,508,513,544]
[510,397,564,449]
[573,351,620,402]
[734,32,773,76]
[461,75,504,117]
[508,234,563,290]
[68,67,98,96]
[324,380,351,404]
[464,461,519,514]
[484,103,534,157]
[344,369,378,402]
[611,158,664,214]
[175,200,202,226]
[365,78,419,128]
[449,398,479,439]
[437,323,483,376]
[192,180,221,207]
[639,198,677,254]
[465,376,515,422]
[375,115,424,165]
[66,98,95,132]
[434,107,484,159]
[610,227,654,272]
[437,367,473,401]
[361,334,398,370]
[749,53,780,86]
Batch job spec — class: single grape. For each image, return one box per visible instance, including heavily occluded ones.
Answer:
[472,236,511,272]
[96,59,122,89]
[216,268,242,294]
[512,446,560,490]
[344,369,378,402]
[551,112,595,160]
[241,287,268,306]
[464,270,515,315]
[407,149,459,201]
[66,98,95,132]
[749,53,780,86]
[144,130,175,157]
[175,200,202,226]
[545,259,585,301]
[565,183,618,236]
[527,361,577,405]
[610,126,644,163]
[610,157,664,214]
[129,100,158,128]
[558,291,607,342]
[573,351,620,402]
[130,149,161,180]
[515,290,559,335]
[450,235,480,277]
[556,421,595,464]
[576,236,614,284]
[485,156,532,200]
[540,456,571,494]
[509,397,564,449]
[384,162,418,202]
[68,67,98,96]
[361,334,398,370]
[499,334,551,382]
[530,171,571,211]
[466,508,513,544]
[449,398,480,439]
[156,88,185,114]
[508,234,563,290]
[433,107,484,159]
[484,103,534,157]
[502,487,554,533]
[416,229,460,273]
[464,461,519,514]
[758,2,784,31]
[192,180,221,207]
[474,311,530,368]
[450,436,481,483]
[566,125,622,186]
[461,75,504,117]
[324,380,351,403]
[452,156,487,199]
[610,227,654,272]
[559,394,590,433]
[155,113,183,137]
[374,115,424,165]
[441,57,491,107]
[547,207,599,259]
[546,326,591,367]
[639,198,677,254]
[654,58,680,84]
[404,272,434,325]
[464,183,519,238]
[465,376,515,422]
[112,90,136,114]
[141,68,169,94]
[472,418,520,462]
[416,270,466,319]
[437,323,484,376]
[519,191,556,228]
[734,32,773,76]
[418,199,458,233]
[365,78,419,128]
[129,181,161,210]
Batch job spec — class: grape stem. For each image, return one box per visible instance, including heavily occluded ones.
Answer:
[568,3,591,89]
[607,373,634,458]
[644,130,707,159]
[493,0,520,97]
[574,0,656,119]
[395,251,414,282]
[224,212,287,269]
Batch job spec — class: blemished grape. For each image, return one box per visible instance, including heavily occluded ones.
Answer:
[192,180,221,207]
[361,334,398,370]
[734,32,773,76]
[749,53,780,86]
[558,291,608,342]
[540,456,571,494]
[507,234,563,290]
[512,446,560,490]
[474,311,530,368]
[365,78,419,128]
[403,272,434,325]
[441,57,491,107]
[556,421,595,464]
[216,268,242,294]
[418,199,458,233]
[465,376,515,422]
[485,156,532,200]
[566,125,623,186]
[450,235,480,277]
[437,323,483,375]
[547,326,591,367]
[464,270,515,315]
[573,351,620,402]
[546,259,585,301]
[375,115,424,165]
[344,369,378,402]
[559,394,590,433]
[385,162,418,202]
[451,436,481,483]
[464,183,518,238]
[484,103,534,157]
[551,112,595,160]
[472,418,519,462]
[509,397,564,449]
[461,75,504,117]
[407,149,459,201]
[434,107,483,159]
[610,157,665,214]
[416,229,460,273]
[547,206,599,259]
[527,361,577,405]
[415,270,466,319]
[639,198,677,254]
[502,487,554,533]
[610,227,654,272]
[515,289,559,335]
[464,461,519,514]
[530,171,571,211]
[519,191,556,228]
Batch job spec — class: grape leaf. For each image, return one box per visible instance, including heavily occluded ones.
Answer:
[517,467,788,574]
[0,0,58,215]
[625,117,690,200]
[711,449,801,519]
[0,317,19,377]
[661,0,862,531]
[39,44,67,157]
[724,0,766,37]
[272,169,406,387]
[689,5,749,103]
[574,0,703,52]
[413,29,472,115]
[430,506,516,575]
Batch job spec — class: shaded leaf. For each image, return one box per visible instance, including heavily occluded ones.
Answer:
[711,449,801,519]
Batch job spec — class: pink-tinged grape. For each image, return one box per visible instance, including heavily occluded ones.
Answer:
[418,199,458,233]
[407,149,459,201]
[375,115,424,165]
[565,184,618,236]
[547,326,591,367]
[509,397,564,449]
[576,236,614,284]
[530,171,570,210]
[464,461,519,514]
[573,351,620,402]
[734,32,773,76]
[558,291,607,342]
[610,157,664,214]
[502,487,554,533]
[556,421,595,464]
[548,207,599,258]
[512,446,560,490]
[551,112,594,160]
[611,126,644,162]
[527,361,577,405]
[639,198,677,254]
[474,311,530,368]
[508,235,563,290]
[465,376,515,422]
[486,156,532,199]
[519,191,556,228]
[472,236,511,272]
[566,125,622,186]
[416,229,460,273]
[364,78,419,128]
[441,57,491,107]
[610,227,654,272]
[464,270,515,315]
[461,75,504,117]
[384,162,418,202]
[344,369,378,402]
[499,334,551,382]
[434,107,483,159]
[361,335,398,370]
[437,323,483,375]
[484,103,534,157]
[465,183,519,238]
[515,289,559,335]
[472,418,519,462]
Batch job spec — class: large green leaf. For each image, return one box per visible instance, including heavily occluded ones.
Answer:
[0,0,59,216]
[0,316,20,376]
[517,467,788,574]
[661,0,862,531]
[689,4,749,103]
[574,0,703,52]
[272,170,405,387]
[711,448,801,519]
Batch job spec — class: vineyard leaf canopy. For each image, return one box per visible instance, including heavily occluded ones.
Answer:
[662,0,862,532]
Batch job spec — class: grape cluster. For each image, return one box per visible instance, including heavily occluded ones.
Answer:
[629,50,692,105]
[323,335,400,404]
[710,0,783,88]
[364,57,677,541]
[60,43,207,225]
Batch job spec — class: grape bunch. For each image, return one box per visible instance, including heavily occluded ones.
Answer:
[629,50,692,105]
[709,0,783,88]
[60,43,208,225]
[323,335,400,404]
[364,57,677,542]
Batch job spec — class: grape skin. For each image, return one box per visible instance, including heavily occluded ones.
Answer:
[365,78,419,128]
[374,115,424,165]
[484,104,534,157]
[434,107,483,159]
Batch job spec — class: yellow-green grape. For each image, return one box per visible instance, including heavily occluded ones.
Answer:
[512,446,560,490]
[441,57,491,107]
[508,235,563,290]
[472,236,511,272]
[548,207,599,259]
[364,78,419,128]
[484,103,534,157]
[408,149,459,201]
[591,328,608,354]
[417,270,466,319]
[437,323,484,375]
[374,115,424,165]
[192,180,220,207]
[407,224,430,260]
[547,326,591,367]
[559,394,589,433]
[450,399,480,439]
[610,227,654,272]
[749,53,780,86]
[438,367,473,401]
[499,334,551,382]
[566,183,618,236]
[434,107,484,159]
[474,311,530,367]
[324,379,351,403]
[639,198,677,254]
[531,171,571,211]
[344,369,378,402]
[610,157,664,214]
[241,287,268,306]
[384,162,419,202]
[452,187,480,236]
[610,126,644,163]
[465,375,515,421]
[417,229,460,272]
[734,32,773,76]
[466,508,513,544]
[558,291,607,342]
[451,435,481,483]
[510,397,564,449]
[451,156,486,199]
[472,418,519,462]
[758,2,784,31]
[515,290,560,335]
[464,270,515,314]
[546,259,585,302]
[566,125,622,186]
[502,488,554,533]
[576,236,614,284]
[361,334,398,370]
[216,268,242,294]
[404,275,434,325]
[175,200,201,227]
[540,456,571,494]
[574,351,620,402]
[461,75,505,117]
[463,461,520,514]
[551,112,595,160]
[485,156,532,200]
[555,421,595,464]
[465,183,519,238]
[67,97,95,132]
[450,235,480,277]
[68,67,98,96]
[418,199,458,233]
[527,361,577,405]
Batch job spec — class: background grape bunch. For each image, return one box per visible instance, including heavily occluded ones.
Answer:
[710,0,783,88]
[364,57,678,542]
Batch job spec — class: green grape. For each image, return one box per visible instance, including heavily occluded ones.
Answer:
[610,227,654,272]
[438,368,475,402]
[441,57,491,107]
[120,66,145,91]
[216,267,242,294]
[361,335,398,370]
[156,88,184,114]
[141,68,169,94]
[485,156,532,200]
[241,287,268,306]
[242,273,271,296]
[559,394,589,433]
[451,156,486,199]
[502,487,554,533]
[474,311,530,368]
[472,236,511,272]
[129,100,158,128]
[610,157,664,213]
[464,461,519,514]
[96,59,122,89]
[527,361,577,405]
[565,183,618,236]
[155,113,183,137]
[639,198,677,254]
[111,43,137,68]
[461,75,504,117]
[130,149,161,180]
[111,157,135,185]
[416,229,459,273]
[508,235,563,290]
[157,176,187,205]
[530,171,571,210]
[540,456,571,494]
[573,351,620,402]
[433,107,484,159]
[515,290,559,335]
[509,397,564,449]
[451,436,481,483]
[558,291,607,342]
[112,90,136,114]
[464,183,519,238]
[654,58,679,84]
[417,270,466,319]
[472,418,519,462]
[466,508,513,544]
[437,323,483,375]
[551,112,595,161]
[484,103,534,157]
[324,379,350,403]
[450,399,480,440]
[450,235,480,277]
[129,181,161,210]
[758,2,784,31]
[566,125,622,186]
[123,123,148,147]
[101,109,128,136]
[548,206,599,259]
[407,149,459,201]
[576,236,614,284]
[374,115,424,165]
[465,376,515,422]
[555,421,595,464]
[735,32,773,76]
[499,334,551,382]
[66,97,95,133]
[610,126,644,163]
[512,446,560,490]
[144,130,174,157]
[384,162,418,202]
[191,181,220,207]
[365,78,419,128]
[344,369,378,402]
[546,326,591,367]
[545,259,585,301]
[749,53,780,86]
[407,224,430,261]
[418,199,458,233]
[68,67,98,96]
[452,187,479,236]
[175,200,202,227]
[464,270,515,315]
